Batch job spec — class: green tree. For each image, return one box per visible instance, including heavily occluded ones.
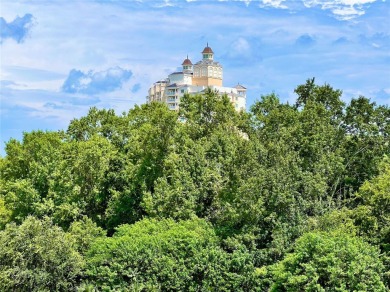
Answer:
[0,79,388,290]
[44,134,116,228]
[0,179,40,224]
[295,77,344,120]
[342,97,390,194]
[0,216,84,291]
[270,231,386,291]
[179,88,242,139]
[85,217,258,291]
[68,216,106,254]
[0,131,65,225]
[354,155,390,286]
[0,197,11,229]
[247,85,345,263]
[355,155,390,237]
[1,131,64,197]
[67,107,128,147]
[104,102,178,230]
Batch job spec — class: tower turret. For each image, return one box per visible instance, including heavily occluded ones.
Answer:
[182,55,193,73]
[193,43,222,86]
[202,43,214,60]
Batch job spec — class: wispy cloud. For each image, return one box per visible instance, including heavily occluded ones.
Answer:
[259,0,288,9]
[0,14,35,43]
[0,80,20,87]
[137,0,382,20]
[4,66,67,82]
[303,0,380,20]
[61,67,132,95]
[358,33,390,49]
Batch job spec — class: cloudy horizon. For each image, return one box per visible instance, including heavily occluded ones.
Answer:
[1,0,389,155]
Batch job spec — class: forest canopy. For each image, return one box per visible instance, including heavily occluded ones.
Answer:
[0,80,389,291]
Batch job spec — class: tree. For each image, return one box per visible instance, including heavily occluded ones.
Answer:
[270,231,386,291]
[0,216,84,291]
[354,155,390,286]
[295,77,344,120]
[247,85,345,263]
[342,97,390,194]
[44,134,116,228]
[85,217,259,291]
[104,102,178,231]
[0,179,40,224]
[179,88,241,139]
[67,107,127,147]
[355,155,390,236]
[68,216,106,254]
[0,197,11,229]
[0,79,388,290]
[1,131,64,197]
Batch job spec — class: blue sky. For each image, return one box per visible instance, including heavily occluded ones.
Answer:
[1,0,389,155]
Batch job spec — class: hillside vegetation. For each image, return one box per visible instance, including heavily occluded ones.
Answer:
[0,79,389,291]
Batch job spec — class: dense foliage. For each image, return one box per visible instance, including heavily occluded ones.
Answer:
[0,81,389,290]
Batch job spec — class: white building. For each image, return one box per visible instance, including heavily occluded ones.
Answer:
[147,44,246,111]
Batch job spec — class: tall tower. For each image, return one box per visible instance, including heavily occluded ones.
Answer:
[193,43,223,87]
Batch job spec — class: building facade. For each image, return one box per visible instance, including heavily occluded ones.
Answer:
[147,44,246,111]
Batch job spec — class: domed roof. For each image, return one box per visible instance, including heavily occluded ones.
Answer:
[182,56,192,65]
[202,43,214,54]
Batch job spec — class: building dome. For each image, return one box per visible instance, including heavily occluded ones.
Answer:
[182,57,193,65]
[202,45,214,54]
[182,55,193,73]
[201,43,214,61]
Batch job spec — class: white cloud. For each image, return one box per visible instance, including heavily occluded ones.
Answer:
[303,0,379,20]
[1,0,388,155]
[153,0,175,8]
[260,0,288,9]
[236,0,253,6]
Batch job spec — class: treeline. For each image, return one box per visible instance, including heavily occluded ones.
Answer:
[0,79,389,291]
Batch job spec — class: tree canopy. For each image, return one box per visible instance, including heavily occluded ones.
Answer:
[0,79,388,290]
